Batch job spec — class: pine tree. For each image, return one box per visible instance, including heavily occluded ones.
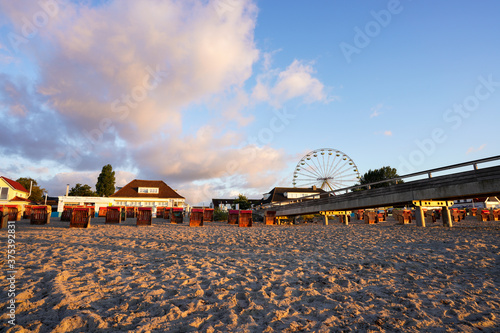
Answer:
[95,164,116,197]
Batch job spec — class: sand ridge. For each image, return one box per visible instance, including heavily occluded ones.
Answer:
[1,217,500,332]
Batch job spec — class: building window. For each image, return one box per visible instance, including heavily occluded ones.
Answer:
[0,187,8,200]
[138,187,159,194]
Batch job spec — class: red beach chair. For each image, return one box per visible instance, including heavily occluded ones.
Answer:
[30,205,51,225]
[137,207,152,226]
[106,206,122,224]
[228,210,239,225]
[203,208,214,222]
[70,207,91,228]
[189,208,204,227]
[171,207,184,224]
[265,211,276,225]
[239,210,253,227]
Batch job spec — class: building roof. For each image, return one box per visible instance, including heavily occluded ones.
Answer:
[10,196,31,202]
[110,179,184,199]
[261,186,328,205]
[1,176,29,193]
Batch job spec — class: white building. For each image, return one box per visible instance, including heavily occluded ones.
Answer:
[110,179,185,208]
[57,179,185,213]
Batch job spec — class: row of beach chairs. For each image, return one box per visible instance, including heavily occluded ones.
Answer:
[0,205,52,226]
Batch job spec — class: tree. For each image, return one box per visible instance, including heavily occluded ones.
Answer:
[69,183,96,196]
[213,208,228,222]
[232,194,252,210]
[96,164,115,197]
[358,166,402,189]
[16,177,46,203]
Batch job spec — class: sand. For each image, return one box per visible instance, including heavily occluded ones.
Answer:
[1,216,500,332]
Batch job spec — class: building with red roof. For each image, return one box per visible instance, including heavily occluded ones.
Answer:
[0,176,30,203]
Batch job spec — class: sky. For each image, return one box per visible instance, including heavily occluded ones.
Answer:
[0,0,499,204]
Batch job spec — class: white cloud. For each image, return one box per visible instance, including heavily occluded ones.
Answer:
[384,130,392,136]
[252,59,330,108]
[41,170,137,196]
[0,0,331,204]
[370,103,383,118]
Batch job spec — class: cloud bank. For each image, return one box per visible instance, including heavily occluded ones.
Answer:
[0,0,330,203]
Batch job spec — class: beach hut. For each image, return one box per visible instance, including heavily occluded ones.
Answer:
[376,209,387,222]
[23,205,33,219]
[106,206,122,224]
[98,207,107,217]
[458,209,466,220]
[228,210,239,225]
[171,207,184,224]
[491,209,500,221]
[137,207,152,226]
[60,206,73,221]
[203,208,214,222]
[239,210,252,227]
[0,205,9,229]
[364,211,377,224]
[450,208,461,222]
[394,209,412,224]
[164,207,172,221]
[70,207,91,228]
[469,208,478,217]
[190,208,204,227]
[30,205,51,225]
[425,209,437,224]
[156,207,165,218]
[265,211,276,225]
[86,206,95,217]
[119,206,126,221]
[5,205,22,221]
[126,206,136,218]
[478,209,490,221]
[434,209,442,221]
[1,207,8,228]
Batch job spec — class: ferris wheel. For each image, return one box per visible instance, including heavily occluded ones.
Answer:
[292,148,361,192]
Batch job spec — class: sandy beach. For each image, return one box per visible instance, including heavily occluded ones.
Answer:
[1,216,500,332]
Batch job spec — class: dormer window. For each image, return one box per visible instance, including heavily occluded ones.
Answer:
[138,187,159,194]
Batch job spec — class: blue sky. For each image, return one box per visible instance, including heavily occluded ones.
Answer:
[0,0,499,204]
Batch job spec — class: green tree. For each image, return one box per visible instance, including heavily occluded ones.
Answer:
[95,164,116,197]
[16,177,46,203]
[213,208,228,221]
[358,166,402,189]
[232,194,251,210]
[69,183,96,196]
